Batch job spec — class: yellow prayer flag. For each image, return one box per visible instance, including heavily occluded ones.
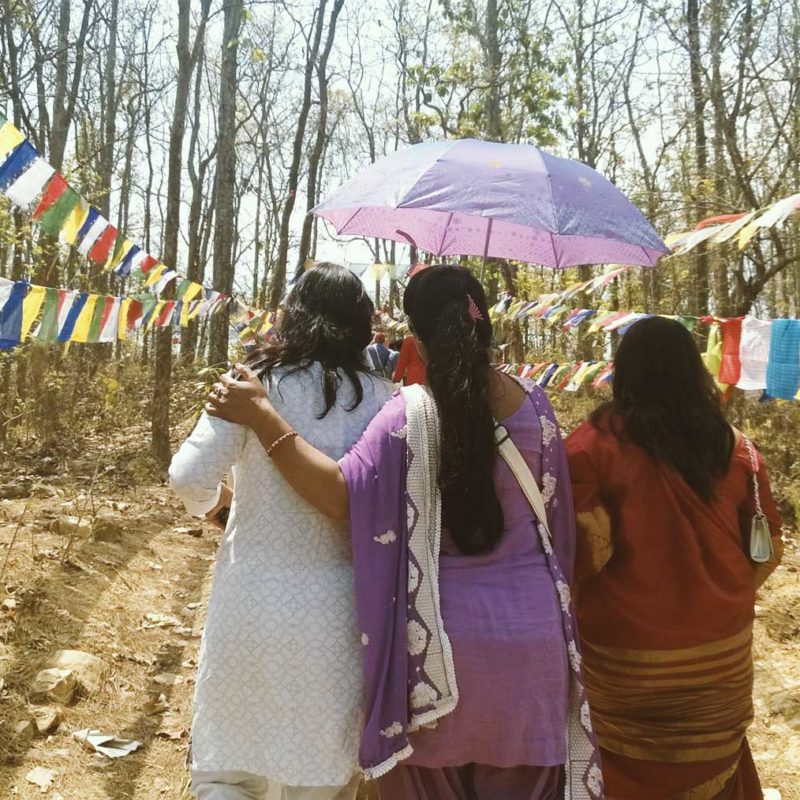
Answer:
[106,238,134,272]
[20,286,46,340]
[184,282,203,303]
[737,222,759,250]
[145,264,167,287]
[146,301,165,330]
[59,199,90,246]
[117,298,131,340]
[187,298,206,321]
[569,362,592,387]
[507,300,525,317]
[71,294,98,343]
[664,231,692,248]
[179,284,203,326]
[0,121,25,160]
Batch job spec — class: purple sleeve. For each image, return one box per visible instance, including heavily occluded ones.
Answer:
[339,394,414,773]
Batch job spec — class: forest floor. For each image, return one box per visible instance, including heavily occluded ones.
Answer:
[0,419,797,800]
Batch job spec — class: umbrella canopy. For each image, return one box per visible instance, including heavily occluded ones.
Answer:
[313,138,668,269]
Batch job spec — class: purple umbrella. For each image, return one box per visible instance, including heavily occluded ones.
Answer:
[313,139,668,274]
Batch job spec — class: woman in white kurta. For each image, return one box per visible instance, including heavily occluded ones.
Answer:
[169,264,394,800]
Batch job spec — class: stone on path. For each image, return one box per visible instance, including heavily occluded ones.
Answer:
[29,668,77,705]
[0,480,31,499]
[45,650,106,696]
[52,515,92,539]
[14,718,36,739]
[31,706,62,735]
[92,507,128,542]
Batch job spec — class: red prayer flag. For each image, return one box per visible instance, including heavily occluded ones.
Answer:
[139,254,158,274]
[156,301,176,327]
[556,364,582,391]
[126,299,143,332]
[695,212,747,231]
[88,225,118,264]
[98,296,115,330]
[718,319,743,385]
[32,174,68,219]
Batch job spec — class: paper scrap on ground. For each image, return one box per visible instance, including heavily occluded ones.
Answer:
[73,728,141,758]
[25,767,56,792]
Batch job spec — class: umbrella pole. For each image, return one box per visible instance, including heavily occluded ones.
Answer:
[479,218,493,285]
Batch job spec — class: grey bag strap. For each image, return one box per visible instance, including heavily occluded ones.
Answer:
[494,423,553,550]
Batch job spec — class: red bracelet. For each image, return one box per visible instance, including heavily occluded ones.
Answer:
[267,430,298,458]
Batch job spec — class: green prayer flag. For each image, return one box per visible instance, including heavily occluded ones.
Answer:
[36,288,61,344]
[0,110,6,127]
[176,279,192,300]
[87,296,107,342]
[38,186,80,236]
[109,233,126,266]
[138,294,158,326]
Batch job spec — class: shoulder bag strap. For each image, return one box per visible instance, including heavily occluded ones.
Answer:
[494,423,554,550]
[741,434,774,563]
[741,435,765,517]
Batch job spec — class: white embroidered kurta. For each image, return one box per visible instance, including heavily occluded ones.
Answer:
[169,364,394,785]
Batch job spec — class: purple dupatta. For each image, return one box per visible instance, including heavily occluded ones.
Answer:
[339,383,603,797]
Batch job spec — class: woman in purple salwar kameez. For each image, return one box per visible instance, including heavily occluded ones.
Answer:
[208,266,603,800]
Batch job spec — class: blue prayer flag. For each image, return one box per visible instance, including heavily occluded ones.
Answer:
[766,319,800,400]
[0,281,30,349]
[58,292,89,343]
[0,140,38,192]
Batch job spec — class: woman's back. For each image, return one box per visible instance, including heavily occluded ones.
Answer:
[232,365,393,564]
[407,387,572,769]
[173,364,393,785]
[566,417,782,650]
[566,413,783,795]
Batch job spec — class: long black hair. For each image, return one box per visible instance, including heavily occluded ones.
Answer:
[403,265,503,554]
[247,262,374,417]
[593,315,735,500]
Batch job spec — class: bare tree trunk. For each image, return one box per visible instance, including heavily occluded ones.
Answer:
[484,0,502,141]
[152,0,211,467]
[208,0,244,366]
[49,0,93,170]
[293,0,345,281]
[687,0,710,315]
[269,0,330,309]
[182,43,213,365]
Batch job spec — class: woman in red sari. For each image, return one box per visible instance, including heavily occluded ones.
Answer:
[566,316,784,800]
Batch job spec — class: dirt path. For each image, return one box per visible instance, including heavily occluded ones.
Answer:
[0,475,217,799]
[0,458,797,799]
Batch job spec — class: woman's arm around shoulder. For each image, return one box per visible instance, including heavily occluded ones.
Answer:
[206,365,405,521]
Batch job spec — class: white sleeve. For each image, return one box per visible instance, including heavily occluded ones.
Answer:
[168,412,247,517]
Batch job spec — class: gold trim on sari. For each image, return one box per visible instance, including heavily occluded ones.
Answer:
[583,625,754,763]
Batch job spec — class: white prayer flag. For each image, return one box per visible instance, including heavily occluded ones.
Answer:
[77,216,108,256]
[5,159,55,209]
